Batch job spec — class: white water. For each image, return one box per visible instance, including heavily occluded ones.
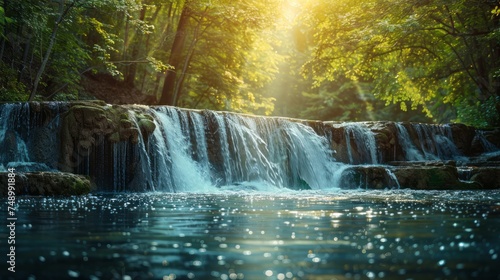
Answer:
[412,123,463,160]
[395,123,425,161]
[395,123,466,161]
[343,123,378,164]
[134,107,340,192]
[0,103,31,170]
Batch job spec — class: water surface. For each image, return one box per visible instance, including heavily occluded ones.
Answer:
[1,189,500,280]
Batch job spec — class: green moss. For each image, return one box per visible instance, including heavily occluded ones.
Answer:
[119,112,130,120]
[108,132,120,143]
[68,176,92,195]
[138,119,156,135]
[120,119,133,128]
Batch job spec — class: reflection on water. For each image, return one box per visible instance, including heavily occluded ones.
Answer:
[1,190,500,280]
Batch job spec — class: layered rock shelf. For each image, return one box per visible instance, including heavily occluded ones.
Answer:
[0,101,499,195]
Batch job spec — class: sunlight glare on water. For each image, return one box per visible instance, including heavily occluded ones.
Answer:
[1,189,500,280]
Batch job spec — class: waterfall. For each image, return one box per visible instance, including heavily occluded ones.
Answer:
[385,168,401,189]
[412,123,462,160]
[343,123,378,164]
[150,107,212,192]
[105,107,338,191]
[3,102,498,192]
[395,123,464,161]
[0,103,31,167]
[0,103,61,172]
[145,108,337,191]
[475,130,498,153]
[395,123,425,161]
[113,142,128,192]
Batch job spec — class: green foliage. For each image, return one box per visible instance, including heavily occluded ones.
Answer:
[455,96,500,127]
[0,6,13,39]
[171,0,281,114]
[2,0,498,125]
[0,63,28,102]
[298,0,500,126]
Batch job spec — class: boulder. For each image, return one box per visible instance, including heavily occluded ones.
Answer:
[337,164,486,190]
[337,166,399,189]
[392,165,481,190]
[0,172,94,196]
[469,167,500,189]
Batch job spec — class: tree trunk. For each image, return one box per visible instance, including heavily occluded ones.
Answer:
[172,16,205,105]
[173,38,196,105]
[158,2,191,105]
[18,36,31,82]
[28,0,74,102]
[140,3,163,92]
[124,1,148,86]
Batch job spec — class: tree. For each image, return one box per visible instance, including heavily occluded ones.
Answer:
[158,0,280,109]
[301,0,500,126]
[28,0,78,101]
[158,0,192,105]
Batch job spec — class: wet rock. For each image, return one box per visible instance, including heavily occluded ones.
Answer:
[0,172,94,196]
[449,123,476,154]
[59,102,156,172]
[337,164,487,190]
[338,166,399,189]
[469,167,500,189]
[392,165,481,190]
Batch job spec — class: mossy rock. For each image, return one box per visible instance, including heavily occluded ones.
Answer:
[138,118,156,135]
[120,119,134,128]
[393,165,482,190]
[59,103,158,171]
[0,172,94,196]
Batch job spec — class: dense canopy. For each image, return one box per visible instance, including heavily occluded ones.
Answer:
[1,0,499,126]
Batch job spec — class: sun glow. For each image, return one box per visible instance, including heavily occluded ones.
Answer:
[278,0,303,28]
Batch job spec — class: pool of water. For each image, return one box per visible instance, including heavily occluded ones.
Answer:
[1,189,500,280]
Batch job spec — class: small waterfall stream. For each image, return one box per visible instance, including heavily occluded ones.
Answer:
[343,123,379,164]
[395,122,465,161]
[395,123,425,161]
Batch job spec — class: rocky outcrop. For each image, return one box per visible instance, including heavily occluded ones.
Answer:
[337,166,399,189]
[340,165,484,190]
[469,167,500,189]
[392,165,481,190]
[337,163,495,190]
[59,102,156,172]
[0,172,94,196]
[1,102,500,193]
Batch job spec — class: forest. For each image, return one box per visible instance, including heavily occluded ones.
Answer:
[0,0,499,127]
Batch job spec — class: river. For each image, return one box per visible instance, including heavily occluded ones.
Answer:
[2,189,500,280]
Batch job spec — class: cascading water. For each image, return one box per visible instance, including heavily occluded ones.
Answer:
[395,123,465,161]
[395,123,425,161]
[412,123,462,160]
[475,130,498,153]
[0,102,61,172]
[1,102,498,192]
[342,123,378,164]
[141,107,338,191]
[149,107,212,192]
[0,103,31,168]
